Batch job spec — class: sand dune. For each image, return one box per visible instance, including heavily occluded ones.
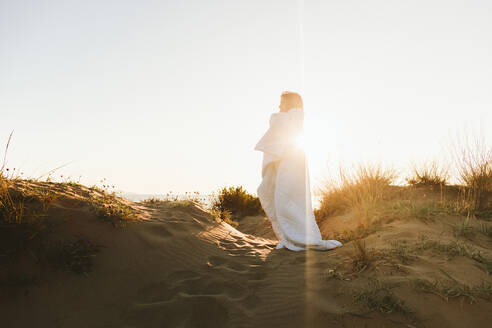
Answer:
[1,183,492,327]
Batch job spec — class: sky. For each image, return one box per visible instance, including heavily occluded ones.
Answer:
[1,0,491,196]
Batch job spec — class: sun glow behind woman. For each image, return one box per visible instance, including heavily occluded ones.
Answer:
[294,112,339,191]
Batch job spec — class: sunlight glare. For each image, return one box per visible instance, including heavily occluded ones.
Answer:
[295,131,306,150]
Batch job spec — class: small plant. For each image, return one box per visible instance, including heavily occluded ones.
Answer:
[351,238,377,273]
[86,183,137,227]
[45,236,103,275]
[352,278,413,317]
[478,221,492,238]
[89,194,137,227]
[142,197,165,205]
[38,183,58,213]
[406,161,449,187]
[450,132,492,215]
[452,214,477,238]
[211,186,264,220]
[413,278,492,304]
[323,268,344,280]
[386,240,416,264]
[0,182,25,224]
[210,208,238,228]
[387,200,449,223]
[416,234,492,274]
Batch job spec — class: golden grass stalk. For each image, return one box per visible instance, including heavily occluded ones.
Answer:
[406,160,449,187]
[316,162,397,226]
[450,132,492,214]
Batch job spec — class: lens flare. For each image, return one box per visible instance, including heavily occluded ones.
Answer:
[295,131,306,150]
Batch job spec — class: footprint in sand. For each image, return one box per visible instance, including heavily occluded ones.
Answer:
[125,293,230,328]
[146,223,174,238]
[246,270,267,281]
[231,235,277,251]
[164,221,189,233]
[133,270,248,305]
[206,255,248,272]
[290,255,307,265]
[167,270,202,285]
[132,270,204,303]
[133,280,176,303]
[206,255,268,285]
[217,238,271,257]
[217,241,251,256]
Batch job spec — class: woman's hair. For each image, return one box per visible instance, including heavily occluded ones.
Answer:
[281,91,303,111]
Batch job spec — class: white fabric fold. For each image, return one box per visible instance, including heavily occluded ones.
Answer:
[254,108,343,251]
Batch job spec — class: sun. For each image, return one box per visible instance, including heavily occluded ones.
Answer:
[295,131,307,150]
[293,125,335,184]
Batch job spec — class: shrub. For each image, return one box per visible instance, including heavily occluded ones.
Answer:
[211,186,264,220]
[44,236,103,275]
[450,133,492,214]
[406,161,449,187]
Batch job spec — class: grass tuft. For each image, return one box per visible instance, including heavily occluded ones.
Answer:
[315,163,397,226]
[351,238,377,273]
[210,208,238,228]
[406,161,449,187]
[352,278,413,317]
[413,278,492,304]
[44,236,104,275]
[450,133,492,215]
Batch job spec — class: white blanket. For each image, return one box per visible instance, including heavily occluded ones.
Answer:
[254,108,343,251]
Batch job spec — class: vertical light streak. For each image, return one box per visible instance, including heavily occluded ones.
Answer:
[298,0,305,94]
[297,0,314,327]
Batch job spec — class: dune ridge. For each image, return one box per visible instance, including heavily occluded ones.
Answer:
[1,181,491,327]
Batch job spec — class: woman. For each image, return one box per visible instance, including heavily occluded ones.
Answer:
[254,91,343,251]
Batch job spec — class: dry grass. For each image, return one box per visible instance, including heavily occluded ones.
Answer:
[413,278,492,304]
[0,179,25,224]
[450,133,492,215]
[385,199,452,223]
[329,221,383,243]
[384,240,416,265]
[210,208,238,228]
[0,132,140,287]
[86,185,139,227]
[1,146,60,262]
[315,163,397,227]
[142,191,208,208]
[416,234,492,274]
[351,238,379,273]
[406,160,449,187]
[141,197,164,204]
[450,213,491,239]
[352,278,414,318]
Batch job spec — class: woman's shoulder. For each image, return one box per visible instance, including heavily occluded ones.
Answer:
[287,107,304,121]
[269,108,303,125]
[287,107,303,113]
[277,107,303,114]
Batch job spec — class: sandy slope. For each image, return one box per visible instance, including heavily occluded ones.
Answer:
[2,187,492,328]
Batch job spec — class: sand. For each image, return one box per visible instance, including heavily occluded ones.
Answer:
[1,184,492,328]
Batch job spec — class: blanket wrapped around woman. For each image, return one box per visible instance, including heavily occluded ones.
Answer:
[254,107,343,251]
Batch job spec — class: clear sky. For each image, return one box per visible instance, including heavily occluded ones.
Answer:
[1,0,491,195]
